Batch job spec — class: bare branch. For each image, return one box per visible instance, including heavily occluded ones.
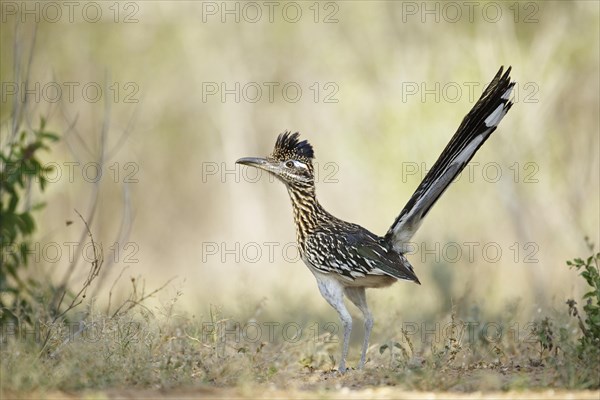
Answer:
[39,210,103,356]
[111,277,177,319]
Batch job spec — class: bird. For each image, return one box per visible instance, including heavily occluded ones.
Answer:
[236,66,515,372]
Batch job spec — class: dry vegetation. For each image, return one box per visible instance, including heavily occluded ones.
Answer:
[1,289,599,398]
[1,1,599,399]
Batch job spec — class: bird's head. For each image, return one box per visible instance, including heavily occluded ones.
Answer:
[236,131,315,187]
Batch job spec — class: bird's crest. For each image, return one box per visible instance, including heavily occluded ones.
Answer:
[272,131,314,161]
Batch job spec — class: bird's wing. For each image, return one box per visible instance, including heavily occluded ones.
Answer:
[384,66,515,252]
[304,228,420,283]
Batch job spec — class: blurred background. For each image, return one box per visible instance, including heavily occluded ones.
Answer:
[1,1,598,333]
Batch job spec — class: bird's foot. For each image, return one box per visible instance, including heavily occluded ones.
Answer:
[357,356,368,370]
[334,357,350,374]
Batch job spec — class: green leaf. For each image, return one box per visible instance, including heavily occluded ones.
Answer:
[8,194,18,212]
[31,202,46,211]
[18,212,35,234]
[40,132,60,142]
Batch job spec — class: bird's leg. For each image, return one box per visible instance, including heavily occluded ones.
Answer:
[345,286,372,369]
[315,276,352,373]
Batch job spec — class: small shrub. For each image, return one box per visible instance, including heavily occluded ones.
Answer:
[0,118,59,325]
[566,238,600,355]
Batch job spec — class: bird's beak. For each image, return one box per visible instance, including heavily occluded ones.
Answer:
[236,157,269,168]
[236,157,278,175]
[237,157,288,182]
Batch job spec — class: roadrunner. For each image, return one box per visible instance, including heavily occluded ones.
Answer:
[236,67,514,372]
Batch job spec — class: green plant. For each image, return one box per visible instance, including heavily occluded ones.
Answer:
[530,316,555,364]
[566,238,600,353]
[0,118,59,325]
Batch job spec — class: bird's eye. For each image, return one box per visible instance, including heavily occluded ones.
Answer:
[285,160,295,168]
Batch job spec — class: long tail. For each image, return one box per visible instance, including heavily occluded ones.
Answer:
[384,66,515,252]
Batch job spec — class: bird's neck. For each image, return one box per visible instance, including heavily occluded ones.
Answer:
[286,183,326,246]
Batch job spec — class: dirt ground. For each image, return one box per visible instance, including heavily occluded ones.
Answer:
[4,368,599,400]
[4,388,599,400]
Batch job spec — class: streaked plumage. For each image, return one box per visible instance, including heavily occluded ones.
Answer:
[237,66,515,372]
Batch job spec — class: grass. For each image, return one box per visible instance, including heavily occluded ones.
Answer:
[1,242,599,396]
[1,289,598,397]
